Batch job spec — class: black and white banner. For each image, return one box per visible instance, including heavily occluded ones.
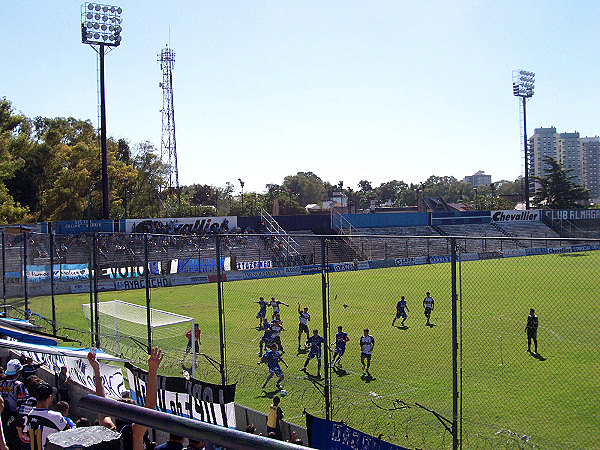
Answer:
[125,363,236,428]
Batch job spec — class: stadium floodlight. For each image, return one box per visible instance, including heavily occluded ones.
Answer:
[513,69,535,210]
[81,3,123,219]
[81,2,123,46]
[238,178,245,214]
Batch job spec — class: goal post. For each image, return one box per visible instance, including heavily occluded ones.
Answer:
[82,300,197,377]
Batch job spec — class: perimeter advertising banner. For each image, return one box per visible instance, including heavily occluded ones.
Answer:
[491,210,541,222]
[125,363,236,428]
[124,216,237,234]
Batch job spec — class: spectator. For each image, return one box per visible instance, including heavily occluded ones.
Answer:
[155,433,185,450]
[245,424,256,434]
[75,417,91,427]
[0,397,8,450]
[184,439,205,449]
[23,383,70,448]
[55,400,76,428]
[266,396,284,440]
[88,347,163,450]
[57,365,71,403]
[0,359,26,450]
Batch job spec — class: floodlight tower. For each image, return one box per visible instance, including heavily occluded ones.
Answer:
[81,2,123,220]
[513,69,535,210]
[158,46,180,208]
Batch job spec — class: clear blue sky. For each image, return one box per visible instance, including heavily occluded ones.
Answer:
[2,1,599,194]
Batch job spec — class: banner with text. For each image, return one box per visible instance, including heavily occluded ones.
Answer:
[125,216,237,234]
[125,363,236,428]
[307,414,408,450]
[17,349,125,398]
[491,210,541,222]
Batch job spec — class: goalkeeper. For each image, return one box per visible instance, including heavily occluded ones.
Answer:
[181,324,201,365]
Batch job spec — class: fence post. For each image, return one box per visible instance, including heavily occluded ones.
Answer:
[450,238,459,450]
[49,223,57,336]
[1,230,6,316]
[92,233,100,348]
[320,237,331,421]
[216,235,227,386]
[144,234,151,355]
[23,231,28,313]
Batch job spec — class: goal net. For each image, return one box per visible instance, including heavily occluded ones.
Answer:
[82,300,197,375]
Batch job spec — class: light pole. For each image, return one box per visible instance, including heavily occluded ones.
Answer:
[513,69,535,210]
[238,178,245,215]
[81,3,123,219]
[123,177,128,219]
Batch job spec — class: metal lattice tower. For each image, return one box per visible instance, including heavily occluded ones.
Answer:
[158,46,179,200]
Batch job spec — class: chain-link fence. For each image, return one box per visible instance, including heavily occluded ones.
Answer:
[2,229,599,448]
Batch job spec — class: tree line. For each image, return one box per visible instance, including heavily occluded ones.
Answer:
[0,97,589,224]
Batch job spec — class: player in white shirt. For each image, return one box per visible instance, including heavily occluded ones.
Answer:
[423,292,435,325]
[359,329,375,375]
[297,303,311,351]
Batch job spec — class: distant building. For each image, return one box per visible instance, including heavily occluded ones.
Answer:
[529,127,600,202]
[463,171,491,188]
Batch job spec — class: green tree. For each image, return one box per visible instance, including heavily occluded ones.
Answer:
[0,98,33,223]
[532,157,589,209]
[281,172,326,206]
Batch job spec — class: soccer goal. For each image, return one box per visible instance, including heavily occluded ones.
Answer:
[82,300,197,377]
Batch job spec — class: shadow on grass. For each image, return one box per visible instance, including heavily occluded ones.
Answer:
[332,367,349,377]
[361,373,375,383]
[296,348,308,356]
[426,323,436,328]
[530,352,547,361]
[256,389,280,399]
[394,325,409,330]
[559,253,590,258]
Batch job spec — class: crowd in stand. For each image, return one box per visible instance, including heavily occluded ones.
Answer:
[0,351,213,450]
[0,351,305,449]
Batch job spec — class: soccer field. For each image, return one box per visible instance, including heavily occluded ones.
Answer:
[23,251,600,448]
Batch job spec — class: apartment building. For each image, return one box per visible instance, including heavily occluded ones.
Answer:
[529,127,600,201]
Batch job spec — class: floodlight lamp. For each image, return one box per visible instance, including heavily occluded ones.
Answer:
[102,5,108,11]
[94,32,100,39]
[88,3,93,9]
[117,7,121,13]
[95,4,100,10]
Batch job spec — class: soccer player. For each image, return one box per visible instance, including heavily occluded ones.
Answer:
[392,296,409,326]
[181,323,201,366]
[300,329,326,378]
[253,297,268,329]
[360,329,375,374]
[270,297,289,319]
[258,344,288,390]
[331,326,349,369]
[297,303,311,350]
[270,316,285,353]
[258,324,274,357]
[423,292,435,325]
[525,308,539,353]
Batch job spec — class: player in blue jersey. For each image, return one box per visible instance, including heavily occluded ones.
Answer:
[392,296,410,327]
[258,324,274,357]
[300,329,326,378]
[253,297,268,329]
[258,344,288,390]
[330,326,349,369]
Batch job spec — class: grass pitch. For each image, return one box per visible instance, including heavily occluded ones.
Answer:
[23,251,600,448]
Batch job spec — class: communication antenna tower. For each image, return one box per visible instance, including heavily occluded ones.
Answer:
[158,45,179,206]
